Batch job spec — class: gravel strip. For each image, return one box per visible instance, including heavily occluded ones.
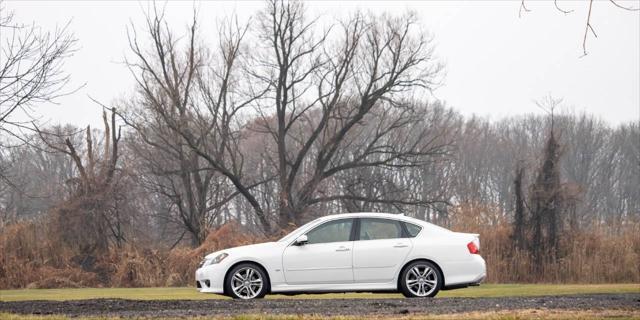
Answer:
[1,293,639,317]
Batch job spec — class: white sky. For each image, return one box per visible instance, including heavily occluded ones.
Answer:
[4,0,640,128]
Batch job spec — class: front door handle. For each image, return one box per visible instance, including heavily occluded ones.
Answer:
[336,246,350,252]
[393,244,409,248]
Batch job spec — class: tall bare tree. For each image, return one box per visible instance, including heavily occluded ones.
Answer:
[0,1,77,135]
[123,1,448,233]
[123,6,273,236]
[252,1,446,228]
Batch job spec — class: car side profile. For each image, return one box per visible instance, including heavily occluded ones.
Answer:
[195,212,486,299]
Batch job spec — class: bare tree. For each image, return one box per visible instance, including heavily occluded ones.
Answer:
[327,103,457,216]
[123,100,237,246]
[123,6,273,236]
[252,1,446,228]
[35,108,127,254]
[0,1,77,135]
[123,1,447,233]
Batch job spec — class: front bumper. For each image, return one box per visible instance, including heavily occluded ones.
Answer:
[195,264,225,294]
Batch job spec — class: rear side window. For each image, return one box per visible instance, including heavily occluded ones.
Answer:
[404,222,422,237]
[359,218,403,240]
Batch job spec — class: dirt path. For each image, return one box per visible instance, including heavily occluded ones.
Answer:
[1,293,639,317]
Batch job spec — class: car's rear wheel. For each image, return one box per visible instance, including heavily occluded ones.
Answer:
[399,261,442,298]
[225,263,268,299]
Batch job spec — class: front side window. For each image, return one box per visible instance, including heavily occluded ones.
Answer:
[305,219,353,244]
[359,218,403,240]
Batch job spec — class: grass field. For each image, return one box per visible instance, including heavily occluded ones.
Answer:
[1,310,640,320]
[1,283,638,301]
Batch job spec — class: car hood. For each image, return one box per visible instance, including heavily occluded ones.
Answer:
[204,241,279,260]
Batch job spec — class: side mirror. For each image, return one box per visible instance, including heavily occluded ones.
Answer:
[294,235,308,246]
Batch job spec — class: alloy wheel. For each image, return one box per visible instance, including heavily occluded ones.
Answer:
[230,266,264,299]
[405,264,438,297]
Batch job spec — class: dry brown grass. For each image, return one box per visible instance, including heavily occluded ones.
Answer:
[0,220,265,289]
[0,221,98,289]
[1,209,638,289]
[450,203,640,283]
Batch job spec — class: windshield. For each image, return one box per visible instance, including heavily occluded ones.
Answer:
[278,217,322,242]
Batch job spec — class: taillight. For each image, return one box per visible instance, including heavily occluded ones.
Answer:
[467,241,479,254]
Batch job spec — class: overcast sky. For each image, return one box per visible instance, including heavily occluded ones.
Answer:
[5,0,640,128]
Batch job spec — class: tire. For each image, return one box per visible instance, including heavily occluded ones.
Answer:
[224,263,268,299]
[399,260,442,298]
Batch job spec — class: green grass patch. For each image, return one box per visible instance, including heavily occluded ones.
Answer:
[2,310,640,320]
[0,283,638,302]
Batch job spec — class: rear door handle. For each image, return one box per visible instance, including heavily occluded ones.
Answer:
[393,244,409,248]
[336,246,350,252]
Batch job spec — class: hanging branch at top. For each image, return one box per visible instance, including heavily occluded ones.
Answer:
[0,1,79,133]
[554,0,574,14]
[582,0,597,58]
[519,0,639,56]
[519,0,531,18]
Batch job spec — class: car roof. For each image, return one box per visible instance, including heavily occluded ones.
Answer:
[317,212,420,223]
[315,212,453,232]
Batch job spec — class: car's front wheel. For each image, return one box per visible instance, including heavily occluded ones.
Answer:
[399,261,442,298]
[224,263,268,299]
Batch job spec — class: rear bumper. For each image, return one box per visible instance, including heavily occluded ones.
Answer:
[470,272,486,284]
[465,255,487,284]
[443,273,485,290]
[442,254,486,287]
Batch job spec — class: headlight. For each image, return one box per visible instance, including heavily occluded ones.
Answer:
[201,253,228,267]
[211,252,229,264]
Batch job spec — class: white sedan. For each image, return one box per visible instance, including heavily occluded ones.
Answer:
[195,212,486,299]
